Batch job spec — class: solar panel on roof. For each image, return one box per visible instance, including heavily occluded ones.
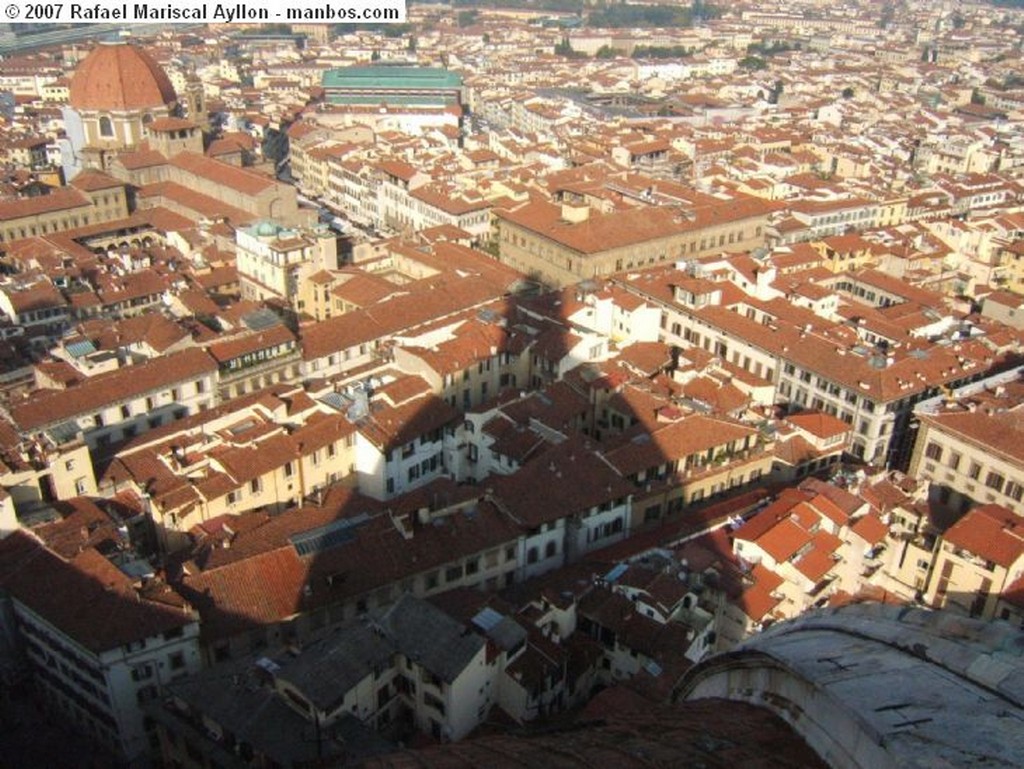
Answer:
[47,421,81,444]
[471,607,504,632]
[65,340,97,359]
[290,513,371,557]
[241,308,282,332]
[318,392,350,411]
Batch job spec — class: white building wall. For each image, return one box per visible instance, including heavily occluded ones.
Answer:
[355,432,446,501]
[17,602,200,764]
[301,344,378,380]
[568,502,631,561]
[101,624,202,761]
[519,520,566,580]
[354,433,388,500]
[68,371,217,452]
[440,645,493,741]
[557,333,609,379]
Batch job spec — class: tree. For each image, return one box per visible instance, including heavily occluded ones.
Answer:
[746,40,795,57]
[555,36,584,57]
[634,44,695,58]
[586,4,689,28]
[595,45,621,59]
[382,23,413,38]
[877,0,895,28]
[371,49,381,61]
[407,35,417,52]
[457,9,478,26]
[739,55,767,71]
[691,0,721,22]
[842,86,855,99]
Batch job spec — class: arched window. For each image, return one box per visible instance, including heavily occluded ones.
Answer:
[98,116,113,137]
[545,541,557,558]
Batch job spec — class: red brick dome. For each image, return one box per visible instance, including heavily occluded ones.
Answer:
[69,43,177,111]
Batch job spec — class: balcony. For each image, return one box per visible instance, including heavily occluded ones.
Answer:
[419,670,444,694]
[422,692,446,717]
[634,444,773,492]
[219,350,301,383]
[675,443,772,484]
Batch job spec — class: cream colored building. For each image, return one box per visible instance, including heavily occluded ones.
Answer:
[103,388,359,551]
[236,221,340,307]
[910,398,1024,517]
[8,348,218,454]
[602,413,774,523]
[999,241,1024,294]
[923,503,1024,619]
[0,438,96,512]
[0,172,128,244]
[494,192,771,288]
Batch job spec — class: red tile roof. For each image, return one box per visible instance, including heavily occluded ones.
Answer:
[496,195,770,256]
[0,531,194,653]
[69,43,177,111]
[755,517,809,563]
[850,512,888,546]
[919,408,1024,466]
[69,170,125,192]
[207,325,296,364]
[170,152,279,196]
[175,493,521,642]
[494,434,634,527]
[11,347,216,431]
[0,187,90,221]
[785,410,851,439]
[943,504,1024,569]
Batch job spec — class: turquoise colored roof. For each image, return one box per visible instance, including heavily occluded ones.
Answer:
[248,220,282,237]
[322,66,463,91]
[324,94,453,107]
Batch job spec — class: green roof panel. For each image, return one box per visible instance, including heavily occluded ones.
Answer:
[324,94,453,107]
[322,66,463,91]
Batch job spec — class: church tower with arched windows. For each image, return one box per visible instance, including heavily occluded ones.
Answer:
[61,42,202,178]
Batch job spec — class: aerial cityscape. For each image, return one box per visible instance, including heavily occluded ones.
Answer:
[0,2,1023,767]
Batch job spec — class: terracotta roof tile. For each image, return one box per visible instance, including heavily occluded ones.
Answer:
[11,348,216,431]
[0,531,194,653]
[943,504,1024,569]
